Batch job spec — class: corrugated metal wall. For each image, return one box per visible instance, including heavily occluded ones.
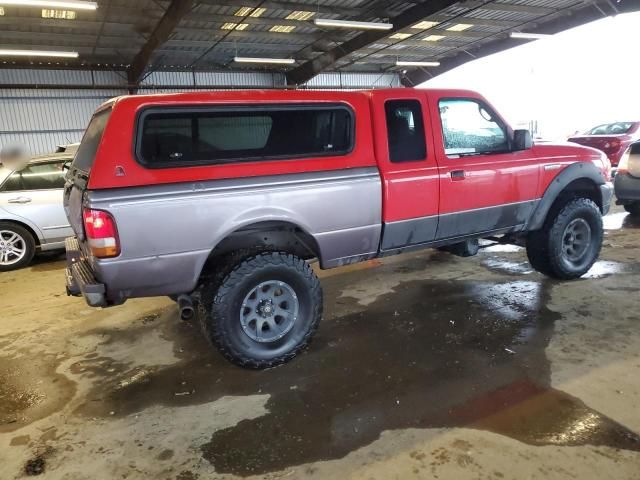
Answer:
[0,69,400,155]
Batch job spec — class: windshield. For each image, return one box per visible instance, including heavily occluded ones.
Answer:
[586,122,635,135]
[72,107,112,172]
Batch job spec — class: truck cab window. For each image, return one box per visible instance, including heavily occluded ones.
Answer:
[385,100,427,163]
[439,99,509,157]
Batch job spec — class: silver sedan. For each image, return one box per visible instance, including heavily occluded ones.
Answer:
[0,152,74,271]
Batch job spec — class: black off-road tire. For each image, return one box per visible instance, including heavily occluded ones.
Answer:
[624,203,640,217]
[526,198,603,280]
[0,222,36,272]
[198,251,323,369]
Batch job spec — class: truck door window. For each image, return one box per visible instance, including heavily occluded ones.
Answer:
[138,104,354,167]
[385,100,426,163]
[438,99,509,157]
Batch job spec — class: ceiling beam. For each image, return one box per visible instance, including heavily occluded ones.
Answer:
[401,0,640,87]
[128,0,194,86]
[285,0,460,85]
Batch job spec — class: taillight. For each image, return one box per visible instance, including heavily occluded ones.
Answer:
[83,208,120,258]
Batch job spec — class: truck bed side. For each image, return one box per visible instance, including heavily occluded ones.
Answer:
[86,167,382,302]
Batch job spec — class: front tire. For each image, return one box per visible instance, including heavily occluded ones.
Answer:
[198,252,322,369]
[0,222,36,272]
[624,203,640,217]
[526,198,603,279]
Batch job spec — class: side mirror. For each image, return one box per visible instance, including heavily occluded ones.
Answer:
[0,144,30,172]
[513,129,533,151]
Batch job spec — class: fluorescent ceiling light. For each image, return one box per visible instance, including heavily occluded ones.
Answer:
[0,0,97,10]
[396,60,440,67]
[286,10,314,21]
[313,18,393,30]
[447,23,473,31]
[235,6,266,17]
[0,48,79,57]
[42,8,76,19]
[234,56,295,65]
[510,32,550,40]
[411,20,438,30]
[389,32,412,40]
[234,6,253,16]
[221,22,248,30]
[249,7,266,17]
[269,25,295,33]
[423,35,445,42]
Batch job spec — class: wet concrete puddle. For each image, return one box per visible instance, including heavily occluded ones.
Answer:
[2,251,640,476]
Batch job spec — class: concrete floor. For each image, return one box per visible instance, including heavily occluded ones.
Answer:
[1,205,640,480]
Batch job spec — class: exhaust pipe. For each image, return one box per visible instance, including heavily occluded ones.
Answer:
[177,294,195,321]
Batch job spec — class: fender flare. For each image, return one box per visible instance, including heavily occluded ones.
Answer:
[526,162,605,231]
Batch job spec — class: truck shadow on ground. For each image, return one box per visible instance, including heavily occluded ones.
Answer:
[71,271,640,476]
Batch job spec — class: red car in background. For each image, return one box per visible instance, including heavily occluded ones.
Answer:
[568,122,640,167]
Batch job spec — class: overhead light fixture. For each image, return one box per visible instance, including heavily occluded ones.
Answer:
[411,20,438,30]
[389,32,412,40]
[286,10,314,21]
[249,7,265,17]
[269,25,295,33]
[42,8,76,18]
[510,32,550,40]
[234,6,266,17]
[221,22,249,30]
[447,23,473,32]
[423,35,445,42]
[0,0,97,10]
[233,56,295,65]
[396,60,440,67]
[234,6,253,16]
[0,48,79,58]
[313,18,393,30]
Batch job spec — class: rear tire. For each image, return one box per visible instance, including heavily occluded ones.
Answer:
[526,198,603,279]
[198,251,322,369]
[624,203,640,217]
[0,222,36,272]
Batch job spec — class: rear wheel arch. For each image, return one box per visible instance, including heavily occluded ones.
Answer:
[201,220,322,275]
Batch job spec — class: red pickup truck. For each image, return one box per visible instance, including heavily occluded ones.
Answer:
[64,88,612,368]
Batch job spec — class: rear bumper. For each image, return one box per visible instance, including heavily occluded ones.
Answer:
[600,182,614,215]
[65,237,108,307]
[614,173,640,203]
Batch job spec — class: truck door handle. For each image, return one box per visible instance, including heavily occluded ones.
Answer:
[8,197,32,204]
[450,170,466,180]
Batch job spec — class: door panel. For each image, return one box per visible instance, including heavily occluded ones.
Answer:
[428,93,540,239]
[0,161,72,244]
[371,91,440,250]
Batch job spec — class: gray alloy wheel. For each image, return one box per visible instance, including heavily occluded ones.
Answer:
[0,222,36,271]
[0,229,27,266]
[240,280,300,343]
[560,218,592,267]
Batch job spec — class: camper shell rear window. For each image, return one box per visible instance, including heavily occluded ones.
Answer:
[72,107,112,172]
[135,103,355,168]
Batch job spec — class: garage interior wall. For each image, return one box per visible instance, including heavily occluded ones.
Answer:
[0,69,400,156]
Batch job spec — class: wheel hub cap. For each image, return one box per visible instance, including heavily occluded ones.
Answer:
[240,280,299,343]
[0,230,27,266]
[562,218,592,264]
